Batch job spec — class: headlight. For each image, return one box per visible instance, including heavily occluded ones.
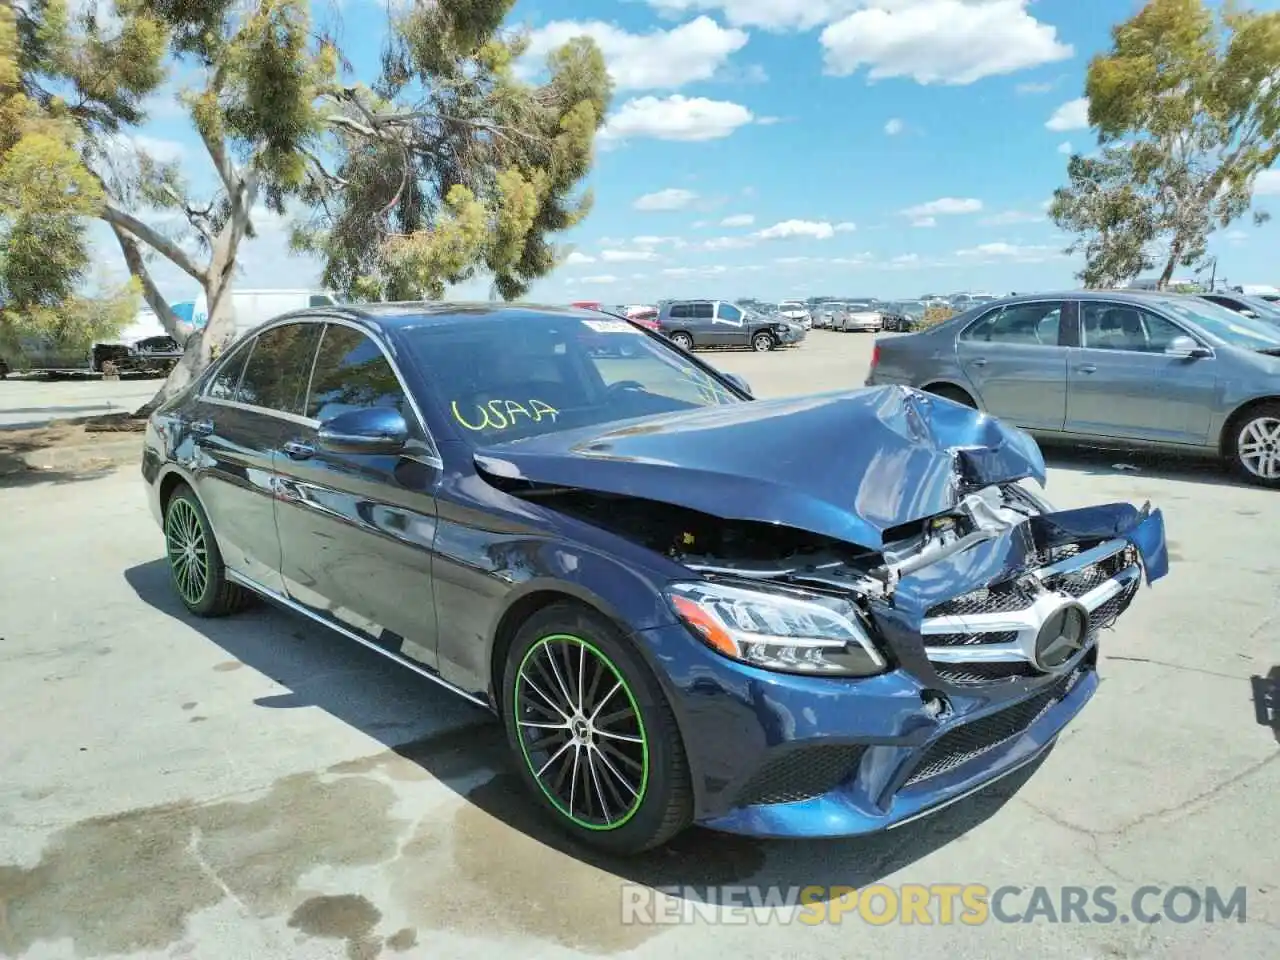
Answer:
[665,580,888,677]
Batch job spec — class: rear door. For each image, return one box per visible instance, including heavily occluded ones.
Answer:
[188,321,324,592]
[712,302,750,347]
[689,301,721,345]
[272,322,442,667]
[954,300,1070,432]
[1065,301,1217,444]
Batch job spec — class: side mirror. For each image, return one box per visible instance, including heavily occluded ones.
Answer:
[318,407,409,455]
[723,373,752,396]
[1165,335,1210,359]
[1241,310,1258,318]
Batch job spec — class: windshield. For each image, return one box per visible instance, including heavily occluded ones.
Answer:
[1159,297,1280,350]
[400,313,746,443]
[1234,295,1280,319]
[896,300,927,316]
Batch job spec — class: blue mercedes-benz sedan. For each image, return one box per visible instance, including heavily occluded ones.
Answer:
[141,303,1169,854]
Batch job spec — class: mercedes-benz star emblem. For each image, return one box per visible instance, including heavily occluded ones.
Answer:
[1033,599,1090,671]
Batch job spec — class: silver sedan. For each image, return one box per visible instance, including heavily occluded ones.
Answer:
[866,291,1280,486]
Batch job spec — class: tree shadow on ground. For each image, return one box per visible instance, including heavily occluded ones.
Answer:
[125,556,1050,905]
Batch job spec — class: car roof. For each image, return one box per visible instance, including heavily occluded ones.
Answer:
[968,290,1210,310]
[266,301,620,334]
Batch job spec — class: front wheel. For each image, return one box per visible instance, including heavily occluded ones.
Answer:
[752,332,776,352]
[1228,403,1280,487]
[502,602,693,854]
[670,332,694,351]
[163,484,253,617]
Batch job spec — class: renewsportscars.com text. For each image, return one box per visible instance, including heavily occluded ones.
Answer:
[620,884,1248,926]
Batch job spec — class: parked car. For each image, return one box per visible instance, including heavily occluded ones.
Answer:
[882,300,928,332]
[813,301,846,329]
[777,300,813,329]
[1198,292,1280,325]
[619,304,662,332]
[656,299,804,351]
[866,291,1280,486]
[142,303,1168,853]
[0,310,183,377]
[835,301,884,332]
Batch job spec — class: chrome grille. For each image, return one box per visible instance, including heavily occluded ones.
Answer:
[920,538,1141,684]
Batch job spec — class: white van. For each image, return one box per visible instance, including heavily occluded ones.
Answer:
[191,288,343,340]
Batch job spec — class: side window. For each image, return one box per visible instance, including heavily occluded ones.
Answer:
[669,304,689,319]
[309,294,335,307]
[692,302,714,320]
[306,324,409,422]
[962,302,1063,346]
[1081,304,1186,353]
[206,341,253,400]
[233,323,324,414]
[716,303,743,323]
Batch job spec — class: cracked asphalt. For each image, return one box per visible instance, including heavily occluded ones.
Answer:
[0,330,1276,959]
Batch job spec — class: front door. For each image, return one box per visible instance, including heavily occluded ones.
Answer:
[954,300,1070,432]
[1065,302,1217,444]
[187,323,323,593]
[711,302,750,347]
[273,322,442,667]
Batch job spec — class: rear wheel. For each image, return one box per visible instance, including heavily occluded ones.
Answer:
[752,332,776,352]
[1227,402,1280,487]
[501,602,693,854]
[670,331,694,351]
[163,484,252,617]
[925,383,978,408]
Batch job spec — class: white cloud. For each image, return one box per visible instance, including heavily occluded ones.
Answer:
[821,1,1072,86]
[601,249,661,262]
[700,235,758,250]
[579,274,619,284]
[835,221,857,232]
[1222,229,1249,244]
[980,209,1046,226]
[756,115,783,125]
[631,235,685,247]
[912,217,937,228]
[521,17,748,91]
[564,251,596,265]
[663,265,729,277]
[956,241,1063,262]
[1058,141,1073,155]
[1016,80,1054,94]
[633,188,699,211]
[646,0,863,32]
[721,213,755,227]
[902,197,983,217]
[892,253,921,264]
[602,95,755,143]
[884,118,904,135]
[755,219,836,240]
[1046,97,1090,131]
[131,135,187,162]
[1253,169,1280,195]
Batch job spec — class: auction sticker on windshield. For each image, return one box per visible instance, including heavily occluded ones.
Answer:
[582,319,637,333]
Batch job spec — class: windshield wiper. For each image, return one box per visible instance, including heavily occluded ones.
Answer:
[1255,347,1280,356]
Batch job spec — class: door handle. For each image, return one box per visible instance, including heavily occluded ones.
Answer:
[282,440,315,460]
[188,419,214,437]
[1077,364,1098,374]
[970,358,988,367]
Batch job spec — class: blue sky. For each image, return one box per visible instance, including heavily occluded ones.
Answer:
[102,0,1280,305]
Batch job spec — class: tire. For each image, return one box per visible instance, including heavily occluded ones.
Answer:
[670,331,694,351]
[501,601,694,855]
[1226,401,1280,487]
[752,332,776,352]
[163,483,253,617]
[925,384,978,408]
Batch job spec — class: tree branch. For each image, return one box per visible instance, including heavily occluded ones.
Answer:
[100,204,209,284]
[107,223,194,343]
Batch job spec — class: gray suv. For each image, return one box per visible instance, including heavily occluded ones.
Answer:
[657,299,805,352]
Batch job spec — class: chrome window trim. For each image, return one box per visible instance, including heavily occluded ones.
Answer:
[197,313,443,466]
[957,298,1069,347]
[1078,299,1217,358]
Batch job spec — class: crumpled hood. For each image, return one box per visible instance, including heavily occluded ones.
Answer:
[474,385,1047,549]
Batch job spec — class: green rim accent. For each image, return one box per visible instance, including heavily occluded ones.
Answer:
[164,497,210,607]
[513,633,650,831]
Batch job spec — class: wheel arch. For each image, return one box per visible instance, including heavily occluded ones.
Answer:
[920,380,978,406]
[1219,394,1280,457]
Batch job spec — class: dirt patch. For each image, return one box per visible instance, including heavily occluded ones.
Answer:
[0,414,144,485]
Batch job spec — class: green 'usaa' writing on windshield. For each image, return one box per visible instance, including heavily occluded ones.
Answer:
[452,399,560,431]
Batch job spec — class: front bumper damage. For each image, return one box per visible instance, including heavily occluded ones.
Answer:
[651,499,1168,839]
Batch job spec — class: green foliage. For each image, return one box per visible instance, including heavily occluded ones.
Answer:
[919,305,956,329]
[1054,0,1280,288]
[297,0,612,301]
[0,2,138,348]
